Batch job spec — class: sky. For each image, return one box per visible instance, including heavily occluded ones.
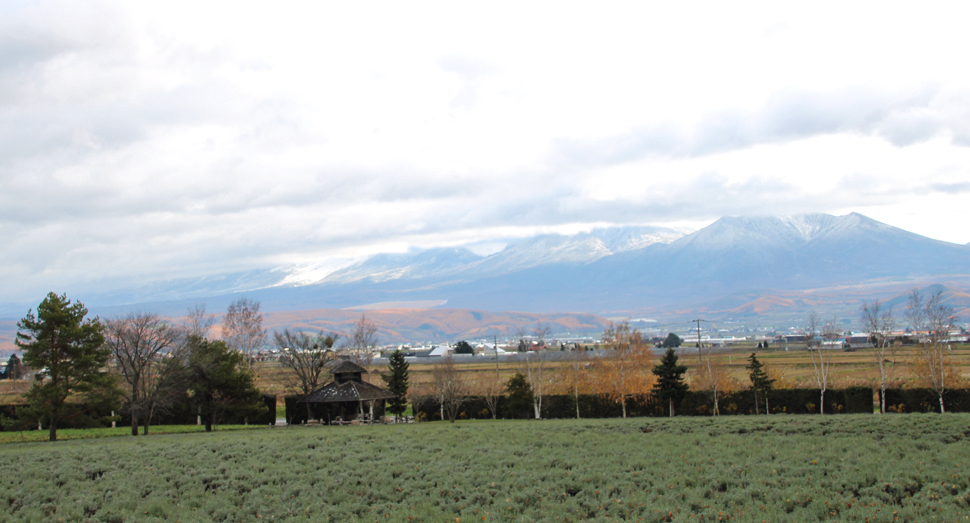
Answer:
[2,1,970,304]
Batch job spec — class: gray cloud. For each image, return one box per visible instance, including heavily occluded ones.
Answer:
[552,85,957,168]
[928,181,970,194]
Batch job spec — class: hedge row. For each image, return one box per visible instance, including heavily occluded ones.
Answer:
[880,389,970,413]
[0,395,277,431]
[413,388,875,421]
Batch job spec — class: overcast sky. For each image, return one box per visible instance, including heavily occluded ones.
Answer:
[2,1,969,304]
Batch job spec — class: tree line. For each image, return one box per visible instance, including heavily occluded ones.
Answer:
[409,287,962,421]
[8,293,268,441]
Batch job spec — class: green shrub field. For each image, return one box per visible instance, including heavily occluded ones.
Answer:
[2,415,970,522]
[0,424,267,445]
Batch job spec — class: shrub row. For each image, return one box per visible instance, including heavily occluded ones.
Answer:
[413,387,875,421]
[0,395,277,431]
[880,388,970,413]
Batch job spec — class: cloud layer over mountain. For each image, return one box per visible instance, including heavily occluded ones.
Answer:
[2,2,969,305]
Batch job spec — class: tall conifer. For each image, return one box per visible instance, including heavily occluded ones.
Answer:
[382,350,410,420]
[652,348,688,417]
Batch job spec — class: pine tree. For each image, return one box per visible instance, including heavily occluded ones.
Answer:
[652,348,688,417]
[381,350,410,420]
[16,293,117,441]
[505,373,533,419]
[747,353,775,415]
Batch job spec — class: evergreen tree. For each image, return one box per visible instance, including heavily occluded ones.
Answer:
[746,353,775,415]
[185,337,265,432]
[652,348,688,417]
[381,350,410,420]
[16,293,117,441]
[505,373,533,419]
[453,341,474,354]
[2,354,25,380]
[662,333,682,348]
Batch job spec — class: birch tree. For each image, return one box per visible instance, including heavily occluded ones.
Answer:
[695,349,732,416]
[912,290,958,413]
[222,298,266,369]
[597,321,653,418]
[345,314,379,368]
[185,303,216,340]
[861,300,897,413]
[431,355,467,423]
[518,351,546,419]
[559,350,590,419]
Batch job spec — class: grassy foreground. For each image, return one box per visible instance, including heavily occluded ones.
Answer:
[1,415,969,522]
[0,424,268,444]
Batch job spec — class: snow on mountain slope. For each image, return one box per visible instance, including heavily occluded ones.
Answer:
[315,225,687,284]
[321,247,484,284]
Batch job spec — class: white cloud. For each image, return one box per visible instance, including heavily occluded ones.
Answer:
[1,0,969,303]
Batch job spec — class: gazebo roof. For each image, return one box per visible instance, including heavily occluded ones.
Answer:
[330,360,368,374]
[299,380,396,404]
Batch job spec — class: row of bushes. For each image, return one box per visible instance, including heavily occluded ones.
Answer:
[413,388,876,421]
[880,388,970,413]
[0,395,277,431]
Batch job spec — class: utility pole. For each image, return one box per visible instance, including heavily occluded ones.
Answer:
[692,319,706,363]
[494,335,500,376]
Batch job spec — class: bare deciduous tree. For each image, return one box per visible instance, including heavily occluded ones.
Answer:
[105,312,183,435]
[431,355,467,423]
[905,288,926,340]
[559,350,590,419]
[222,298,266,369]
[912,289,959,413]
[275,329,339,418]
[185,303,216,340]
[696,349,733,416]
[344,314,379,368]
[807,313,835,414]
[518,351,548,419]
[532,323,551,347]
[806,311,821,348]
[861,300,898,413]
[596,321,653,418]
[472,375,503,420]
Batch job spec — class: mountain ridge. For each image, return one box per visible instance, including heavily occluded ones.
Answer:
[2,213,967,321]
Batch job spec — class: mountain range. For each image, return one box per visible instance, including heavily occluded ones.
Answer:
[3,212,969,332]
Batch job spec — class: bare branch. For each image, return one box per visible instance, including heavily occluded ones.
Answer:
[275,329,339,395]
[222,298,266,369]
[431,355,467,423]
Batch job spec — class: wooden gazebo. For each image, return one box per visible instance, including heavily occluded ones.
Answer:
[299,360,396,424]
